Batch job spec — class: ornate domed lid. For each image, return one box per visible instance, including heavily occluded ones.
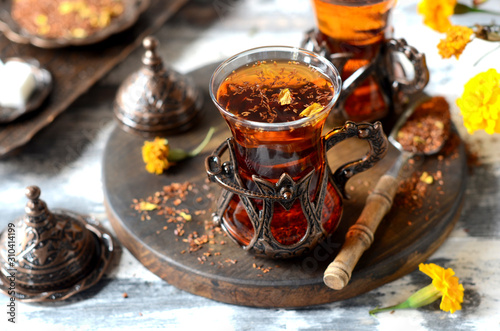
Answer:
[114,36,203,136]
[0,186,114,302]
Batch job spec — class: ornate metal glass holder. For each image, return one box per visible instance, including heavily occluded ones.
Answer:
[206,122,387,259]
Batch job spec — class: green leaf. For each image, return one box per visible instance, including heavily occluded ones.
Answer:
[455,3,500,15]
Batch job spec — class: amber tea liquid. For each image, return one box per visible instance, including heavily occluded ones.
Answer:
[311,0,396,122]
[216,60,342,246]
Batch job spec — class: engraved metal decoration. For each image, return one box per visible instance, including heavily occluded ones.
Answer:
[114,36,203,136]
[0,186,114,302]
[206,121,388,259]
[301,30,429,121]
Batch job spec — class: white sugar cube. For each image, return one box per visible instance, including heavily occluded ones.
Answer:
[0,60,36,108]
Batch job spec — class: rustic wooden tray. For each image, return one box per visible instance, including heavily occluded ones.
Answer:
[103,63,466,308]
[0,0,188,157]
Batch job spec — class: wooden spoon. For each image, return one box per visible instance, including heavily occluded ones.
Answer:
[323,96,451,290]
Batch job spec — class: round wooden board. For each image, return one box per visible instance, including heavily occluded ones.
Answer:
[103,63,466,308]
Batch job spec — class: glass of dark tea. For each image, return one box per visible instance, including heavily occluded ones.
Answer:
[310,0,396,123]
[207,46,387,258]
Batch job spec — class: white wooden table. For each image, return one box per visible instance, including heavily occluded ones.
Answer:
[1,0,500,330]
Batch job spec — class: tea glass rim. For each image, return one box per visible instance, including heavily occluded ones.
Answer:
[209,45,342,131]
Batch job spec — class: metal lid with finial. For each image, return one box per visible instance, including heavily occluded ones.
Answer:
[0,186,114,302]
[114,35,203,137]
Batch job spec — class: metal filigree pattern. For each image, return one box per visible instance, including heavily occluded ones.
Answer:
[0,186,114,302]
[211,146,331,259]
[2,213,96,289]
[114,36,202,136]
[206,122,388,259]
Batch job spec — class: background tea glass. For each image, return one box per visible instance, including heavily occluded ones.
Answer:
[206,46,388,258]
[310,0,397,123]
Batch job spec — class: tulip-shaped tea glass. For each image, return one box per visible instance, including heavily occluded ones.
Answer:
[310,0,396,122]
[305,0,429,127]
[206,46,388,259]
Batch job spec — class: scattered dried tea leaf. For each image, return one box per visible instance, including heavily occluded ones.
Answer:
[300,103,324,117]
[178,211,192,221]
[412,135,426,145]
[278,88,292,105]
[419,171,434,184]
[71,28,88,38]
[138,201,158,211]
[35,14,48,25]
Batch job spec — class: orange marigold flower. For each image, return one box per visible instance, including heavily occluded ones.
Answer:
[370,263,464,315]
[140,127,215,175]
[457,69,500,134]
[142,137,171,175]
[417,0,457,33]
[437,25,474,59]
[419,263,465,313]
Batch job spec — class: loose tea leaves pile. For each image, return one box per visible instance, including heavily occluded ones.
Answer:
[12,0,125,39]
[396,96,451,154]
[393,96,460,216]
[131,181,277,274]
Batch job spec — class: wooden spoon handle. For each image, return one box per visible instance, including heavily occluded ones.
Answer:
[323,174,400,290]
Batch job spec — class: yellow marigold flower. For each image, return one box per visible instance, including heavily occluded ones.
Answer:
[457,69,500,134]
[370,263,464,315]
[142,137,171,175]
[278,88,292,105]
[37,25,50,36]
[141,127,215,175]
[299,103,324,117]
[419,263,464,313]
[419,171,434,184]
[438,25,474,59]
[111,3,125,16]
[58,2,73,15]
[98,12,112,28]
[417,0,457,32]
[35,14,48,26]
[71,28,88,38]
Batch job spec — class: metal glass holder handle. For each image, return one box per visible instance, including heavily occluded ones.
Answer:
[384,38,429,97]
[325,121,388,199]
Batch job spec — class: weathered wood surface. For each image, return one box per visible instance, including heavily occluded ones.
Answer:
[0,0,188,157]
[1,0,500,330]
